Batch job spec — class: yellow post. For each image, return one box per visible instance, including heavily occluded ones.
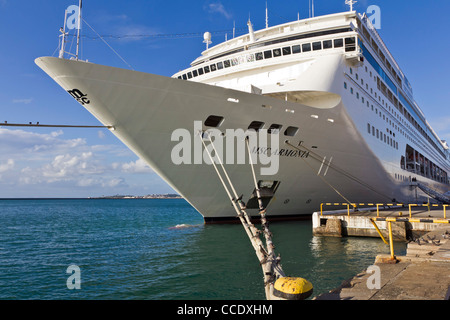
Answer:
[369,219,388,245]
[376,204,382,217]
[409,204,417,218]
[444,205,448,219]
[388,221,395,260]
[320,203,323,216]
[347,203,350,216]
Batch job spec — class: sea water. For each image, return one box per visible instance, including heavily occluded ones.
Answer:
[0,199,406,300]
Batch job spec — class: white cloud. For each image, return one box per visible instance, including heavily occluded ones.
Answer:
[12,98,33,104]
[428,116,450,141]
[102,178,126,188]
[205,2,232,19]
[120,158,152,173]
[20,152,105,184]
[97,130,106,139]
[0,159,14,173]
[0,129,85,156]
[0,128,171,197]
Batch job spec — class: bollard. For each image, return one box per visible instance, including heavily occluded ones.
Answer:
[388,221,395,261]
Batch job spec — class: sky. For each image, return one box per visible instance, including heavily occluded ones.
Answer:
[0,0,449,198]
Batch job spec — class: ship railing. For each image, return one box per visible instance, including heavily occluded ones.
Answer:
[320,202,448,219]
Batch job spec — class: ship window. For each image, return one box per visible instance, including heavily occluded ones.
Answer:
[302,43,311,52]
[198,68,204,75]
[248,121,265,132]
[273,48,281,57]
[256,52,264,60]
[204,66,210,73]
[323,40,332,49]
[268,124,282,134]
[217,62,224,70]
[312,41,322,51]
[182,74,187,80]
[345,37,356,52]
[210,64,217,72]
[224,60,231,68]
[284,126,299,137]
[367,123,370,133]
[204,115,224,128]
[344,82,347,89]
[193,70,198,77]
[334,38,343,48]
[177,76,182,79]
[282,47,291,55]
[264,50,273,59]
[292,45,301,54]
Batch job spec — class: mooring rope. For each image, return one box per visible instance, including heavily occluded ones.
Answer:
[285,140,393,204]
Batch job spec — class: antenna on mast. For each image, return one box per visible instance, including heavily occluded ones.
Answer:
[265,1,269,28]
[75,0,82,60]
[59,9,68,59]
[345,0,357,12]
[247,19,255,42]
[203,32,212,50]
[309,0,315,18]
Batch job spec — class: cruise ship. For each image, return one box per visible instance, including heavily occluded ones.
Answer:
[36,4,450,222]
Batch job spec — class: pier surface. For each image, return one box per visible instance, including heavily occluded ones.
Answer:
[313,206,450,300]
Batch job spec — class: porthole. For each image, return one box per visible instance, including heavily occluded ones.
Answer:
[273,48,281,57]
[312,41,322,51]
[282,47,291,55]
[204,115,224,128]
[334,38,343,48]
[284,126,299,137]
[302,43,311,52]
[268,124,282,134]
[323,40,332,49]
[264,50,272,59]
[248,121,265,132]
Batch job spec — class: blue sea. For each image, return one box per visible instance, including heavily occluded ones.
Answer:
[0,199,406,300]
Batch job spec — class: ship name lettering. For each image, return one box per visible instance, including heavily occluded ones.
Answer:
[253,147,309,159]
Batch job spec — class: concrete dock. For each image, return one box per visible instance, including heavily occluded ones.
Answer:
[312,205,450,300]
[313,204,449,240]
